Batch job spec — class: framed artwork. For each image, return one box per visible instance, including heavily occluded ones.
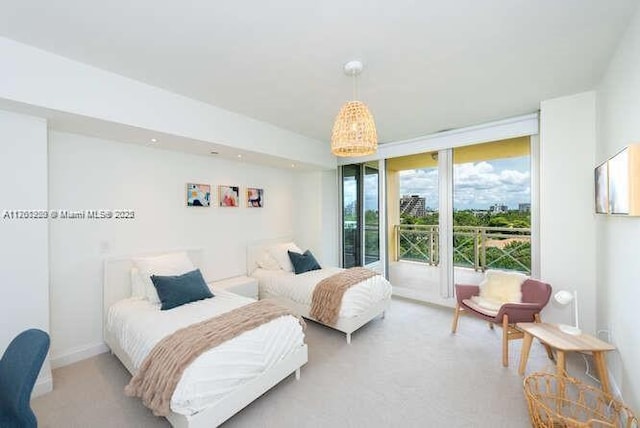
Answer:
[608,148,629,214]
[218,185,240,207]
[247,187,264,208]
[186,183,211,207]
[595,161,608,214]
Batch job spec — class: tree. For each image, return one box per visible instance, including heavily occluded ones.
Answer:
[398,209,531,273]
[453,211,479,226]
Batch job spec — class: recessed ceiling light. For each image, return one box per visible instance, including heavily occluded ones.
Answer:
[237,154,242,158]
[150,138,157,143]
[291,163,296,168]
[210,151,219,155]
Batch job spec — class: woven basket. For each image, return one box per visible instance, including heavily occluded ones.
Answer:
[524,373,637,428]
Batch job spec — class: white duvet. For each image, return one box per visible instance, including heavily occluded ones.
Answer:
[252,267,392,319]
[106,291,305,416]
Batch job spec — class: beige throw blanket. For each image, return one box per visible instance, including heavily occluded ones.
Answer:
[125,299,304,416]
[310,267,378,326]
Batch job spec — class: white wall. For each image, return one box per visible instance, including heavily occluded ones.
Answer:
[596,4,640,410]
[320,170,339,267]
[292,170,339,267]
[0,110,52,394]
[48,131,324,366]
[539,92,597,335]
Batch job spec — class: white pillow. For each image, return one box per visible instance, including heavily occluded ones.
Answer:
[133,252,195,303]
[256,251,281,271]
[479,270,527,304]
[130,267,147,299]
[267,242,302,272]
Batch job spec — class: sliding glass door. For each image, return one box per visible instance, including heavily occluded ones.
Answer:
[340,135,535,306]
[452,138,532,287]
[360,136,535,306]
[341,162,381,269]
[342,164,361,268]
[364,164,380,265]
[385,152,446,302]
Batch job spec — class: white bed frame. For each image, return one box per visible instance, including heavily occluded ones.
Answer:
[247,238,390,344]
[103,249,308,428]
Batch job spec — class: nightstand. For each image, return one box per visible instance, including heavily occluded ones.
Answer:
[209,276,259,299]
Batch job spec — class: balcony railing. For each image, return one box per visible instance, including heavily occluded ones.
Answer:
[343,222,381,266]
[394,224,531,274]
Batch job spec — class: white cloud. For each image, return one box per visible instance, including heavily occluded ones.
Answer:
[398,157,530,210]
[454,160,530,209]
[344,172,380,213]
[399,168,439,209]
[352,156,530,214]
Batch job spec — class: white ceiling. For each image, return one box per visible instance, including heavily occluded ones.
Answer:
[0,0,637,143]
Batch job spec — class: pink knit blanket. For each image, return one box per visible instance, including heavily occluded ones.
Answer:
[125,299,304,416]
[310,267,377,326]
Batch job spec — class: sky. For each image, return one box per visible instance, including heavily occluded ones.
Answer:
[399,156,530,210]
[344,155,530,212]
[344,172,379,212]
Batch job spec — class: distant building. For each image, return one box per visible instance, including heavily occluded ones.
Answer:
[518,203,531,213]
[471,210,488,217]
[489,203,508,214]
[400,195,426,217]
[344,201,356,216]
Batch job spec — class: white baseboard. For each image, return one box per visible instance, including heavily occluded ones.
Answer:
[32,375,52,398]
[50,342,109,369]
[392,287,456,308]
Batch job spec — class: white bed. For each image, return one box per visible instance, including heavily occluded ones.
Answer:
[247,239,392,344]
[103,249,308,428]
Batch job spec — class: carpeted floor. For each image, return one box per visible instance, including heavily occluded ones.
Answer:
[32,297,593,427]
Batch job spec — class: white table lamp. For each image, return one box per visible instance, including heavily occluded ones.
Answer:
[554,290,581,335]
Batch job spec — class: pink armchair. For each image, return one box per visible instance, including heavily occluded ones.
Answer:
[451,279,553,367]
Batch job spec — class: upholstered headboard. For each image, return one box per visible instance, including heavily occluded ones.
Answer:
[246,237,293,275]
[102,248,203,322]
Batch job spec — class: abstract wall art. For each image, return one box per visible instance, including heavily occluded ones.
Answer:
[186,183,211,207]
[247,187,264,208]
[219,185,240,207]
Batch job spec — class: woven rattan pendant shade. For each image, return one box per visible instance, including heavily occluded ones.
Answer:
[330,60,378,157]
[330,100,378,157]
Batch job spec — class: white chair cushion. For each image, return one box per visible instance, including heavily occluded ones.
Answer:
[470,295,503,311]
[464,297,532,318]
[463,298,499,317]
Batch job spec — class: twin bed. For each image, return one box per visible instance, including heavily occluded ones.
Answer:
[247,238,392,344]
[103,243,392,427]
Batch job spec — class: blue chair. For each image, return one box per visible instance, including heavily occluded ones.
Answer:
[0,329,50,428]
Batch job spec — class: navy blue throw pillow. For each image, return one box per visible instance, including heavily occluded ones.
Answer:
[151,268,214,310]
[288,250,321,275]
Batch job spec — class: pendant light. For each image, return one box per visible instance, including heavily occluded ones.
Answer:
[330,60,378,157]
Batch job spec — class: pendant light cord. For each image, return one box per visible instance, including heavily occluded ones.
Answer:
[352,71,358,101]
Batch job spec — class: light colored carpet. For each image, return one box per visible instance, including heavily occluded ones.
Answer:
[32,297,594,427]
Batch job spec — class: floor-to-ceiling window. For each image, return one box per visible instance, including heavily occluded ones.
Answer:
[341,162,381,269]
[452,137,532,287]
[342,164,361,268]
[364,163,380,265]
[386,152,443,302]
[380,136,534,305]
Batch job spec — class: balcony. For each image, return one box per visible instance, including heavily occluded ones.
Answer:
[395,224,531,273]
[390,224,531,305]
